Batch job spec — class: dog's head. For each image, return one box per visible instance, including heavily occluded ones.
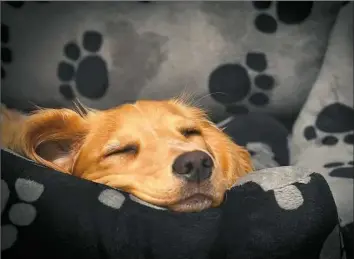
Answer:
[21,99,253,212]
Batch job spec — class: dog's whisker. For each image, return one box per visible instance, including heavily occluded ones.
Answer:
[187,92,229,110]
[72,98,94,117]
[172,91,198,107]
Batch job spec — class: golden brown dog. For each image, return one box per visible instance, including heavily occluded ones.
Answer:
[1,100,253,212]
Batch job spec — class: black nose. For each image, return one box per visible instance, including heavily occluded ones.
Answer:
[172,151,213,182]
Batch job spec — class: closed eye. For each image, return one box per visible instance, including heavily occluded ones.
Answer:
[104,144,139,157]
[180,128,202,138]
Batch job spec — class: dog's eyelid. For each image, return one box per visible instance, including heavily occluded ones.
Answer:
[103,143,139,157]
[179,127,202,137]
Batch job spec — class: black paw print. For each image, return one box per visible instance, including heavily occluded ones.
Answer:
[324,161,354,179]
[208,52,275,114]
[58,30,109,100]
[252,1,314,34]
[1,23,12,80]
[303,103,354,146]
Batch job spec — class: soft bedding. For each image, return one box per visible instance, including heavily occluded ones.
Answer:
[1,149,343,259]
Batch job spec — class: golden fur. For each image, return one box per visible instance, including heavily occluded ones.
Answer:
[1,100,253,212]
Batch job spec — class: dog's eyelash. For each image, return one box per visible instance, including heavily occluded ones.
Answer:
[180,128,202,137]
[105,144,139,157]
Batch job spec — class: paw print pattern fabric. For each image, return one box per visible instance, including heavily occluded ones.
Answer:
[1,178,44,250]
[290,3,353,231]
[208,51,277,114]
[1,149,342,259]
[58,31,109,100]
[0,1,342,122]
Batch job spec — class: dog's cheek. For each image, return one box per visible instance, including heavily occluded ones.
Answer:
[202,132,228,173]
[205,139,231,185]
[232,145,253,179]
[239,146,254,173]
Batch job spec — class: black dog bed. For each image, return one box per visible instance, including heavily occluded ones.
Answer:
[1,149,344,259]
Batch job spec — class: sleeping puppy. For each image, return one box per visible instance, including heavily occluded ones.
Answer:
[1,100,253,212]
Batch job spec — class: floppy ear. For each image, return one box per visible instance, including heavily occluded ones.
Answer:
[21,109,89,174]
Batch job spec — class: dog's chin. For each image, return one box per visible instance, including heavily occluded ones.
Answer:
[167,181,220,212]
[130,181,220,212]
[169,194,214,212]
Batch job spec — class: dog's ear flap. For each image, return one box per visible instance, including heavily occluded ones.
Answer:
[21,109,89,174]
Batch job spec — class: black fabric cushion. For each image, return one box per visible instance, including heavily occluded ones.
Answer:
[1,150,341,259]
[221,113,290,168]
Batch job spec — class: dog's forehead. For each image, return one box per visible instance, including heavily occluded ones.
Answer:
[99,101,189,127]
[135,100,186,115]
[124,101,189,119]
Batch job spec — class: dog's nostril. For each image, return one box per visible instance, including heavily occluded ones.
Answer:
[202,157,213,168]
